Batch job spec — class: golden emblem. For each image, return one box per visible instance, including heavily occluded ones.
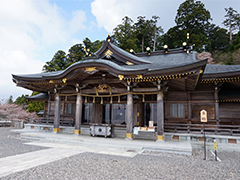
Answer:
[84,67,98,74]
[98,84,108,92]
[104,49,113,58]
[62,78,67,83]
[118,75,124,80]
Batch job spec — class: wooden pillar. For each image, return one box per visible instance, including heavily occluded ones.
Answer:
[133,103,138,126]
[214,88,219,134]
[126,93,133,139]
[43,101,47,118]
[47,95,51,116]
[157,92,164,141]
[74,94,83,135]
[188,91,191,133]
[53,94,60,133]
[139,103,144,127]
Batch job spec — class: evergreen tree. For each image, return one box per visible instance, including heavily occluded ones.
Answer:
[223,7,240,43]
[7,95,13,104]
[112,16,139,52]
[26,92,44,113]
[83,38,103,53]
[66,44,85,67]
[205,23,229,53]
[15,94,29,105]
[42,50,67,72]
[163,0,212,51]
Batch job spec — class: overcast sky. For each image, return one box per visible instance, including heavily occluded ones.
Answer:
[0,0,240,100]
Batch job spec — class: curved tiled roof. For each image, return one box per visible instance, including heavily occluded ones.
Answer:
[204,64,240,75]
[12,59,148,79]
[134,51,199,71]
[108,43,151,64]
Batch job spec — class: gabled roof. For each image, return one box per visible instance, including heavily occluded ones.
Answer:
[96,40,151,65]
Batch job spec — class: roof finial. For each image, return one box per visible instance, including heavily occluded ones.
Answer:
[106,34,111,42]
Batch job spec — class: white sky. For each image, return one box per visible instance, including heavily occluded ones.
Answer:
[0,0,239,100]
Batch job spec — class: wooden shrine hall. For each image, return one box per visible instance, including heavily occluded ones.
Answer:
[12,35,240,142]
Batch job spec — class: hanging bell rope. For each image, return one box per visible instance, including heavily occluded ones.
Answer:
[101,97,103,104]
[93,97,95,103]
[85,96,87,103]
[118,96,120,103]
[110,96,113,104]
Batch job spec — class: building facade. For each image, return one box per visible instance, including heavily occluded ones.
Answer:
[12,36,240,141]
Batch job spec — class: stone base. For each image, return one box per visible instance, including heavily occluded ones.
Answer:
[126,133,133,139]
[157,135,164,141]
[53,128,60,133]
[74,129,81,135]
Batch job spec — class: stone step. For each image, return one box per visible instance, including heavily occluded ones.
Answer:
[19,131,192,155]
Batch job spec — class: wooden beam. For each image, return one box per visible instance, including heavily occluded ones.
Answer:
[80,78,122,85]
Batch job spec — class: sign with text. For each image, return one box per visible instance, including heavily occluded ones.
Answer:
[200,109,207,122]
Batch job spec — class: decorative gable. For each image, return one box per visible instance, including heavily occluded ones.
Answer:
[95,35,151,66]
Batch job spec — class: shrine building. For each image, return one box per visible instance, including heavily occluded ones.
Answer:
[12,35,240,143]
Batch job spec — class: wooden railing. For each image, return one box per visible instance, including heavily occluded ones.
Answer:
[26,118,74,127]
[164,123,240,136]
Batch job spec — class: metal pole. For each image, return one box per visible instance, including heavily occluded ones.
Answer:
[215,150,217,161]
[203,122,206,160]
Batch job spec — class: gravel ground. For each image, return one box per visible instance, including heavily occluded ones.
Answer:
[1,128,240,180]
[0,128,48,158]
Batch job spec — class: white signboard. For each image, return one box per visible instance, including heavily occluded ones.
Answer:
[200,109,207,122]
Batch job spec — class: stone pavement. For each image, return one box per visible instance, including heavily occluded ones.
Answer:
[0,129,192,178]
[17,129,192,156]
[0,148,83,177]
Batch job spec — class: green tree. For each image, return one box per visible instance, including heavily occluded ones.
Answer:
[163,26,186,49]
[67,44,85,67]
[175,0,211,32]
[205,23,229,53]
[233,49,240,64]
[112,16,139,52]
[223,7,240,43]
[42,50,67,72]
[26,92,44,113]
[83,38,103,53]
[163,0,212,51]
[15,94,29,105]
[212,50,232,65]
[152,15,160,52]
[7,95,13,104]
[229,31,240,52]
[134,16,163,52]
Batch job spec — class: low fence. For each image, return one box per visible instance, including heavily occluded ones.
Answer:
[0,120,24,128]
[26,118,74,127]
[165,123,240,136]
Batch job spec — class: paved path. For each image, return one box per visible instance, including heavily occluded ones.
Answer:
[25,141,143,157]
[0,148,83,178]
[19,130,192,155]
[0,129,192,178]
